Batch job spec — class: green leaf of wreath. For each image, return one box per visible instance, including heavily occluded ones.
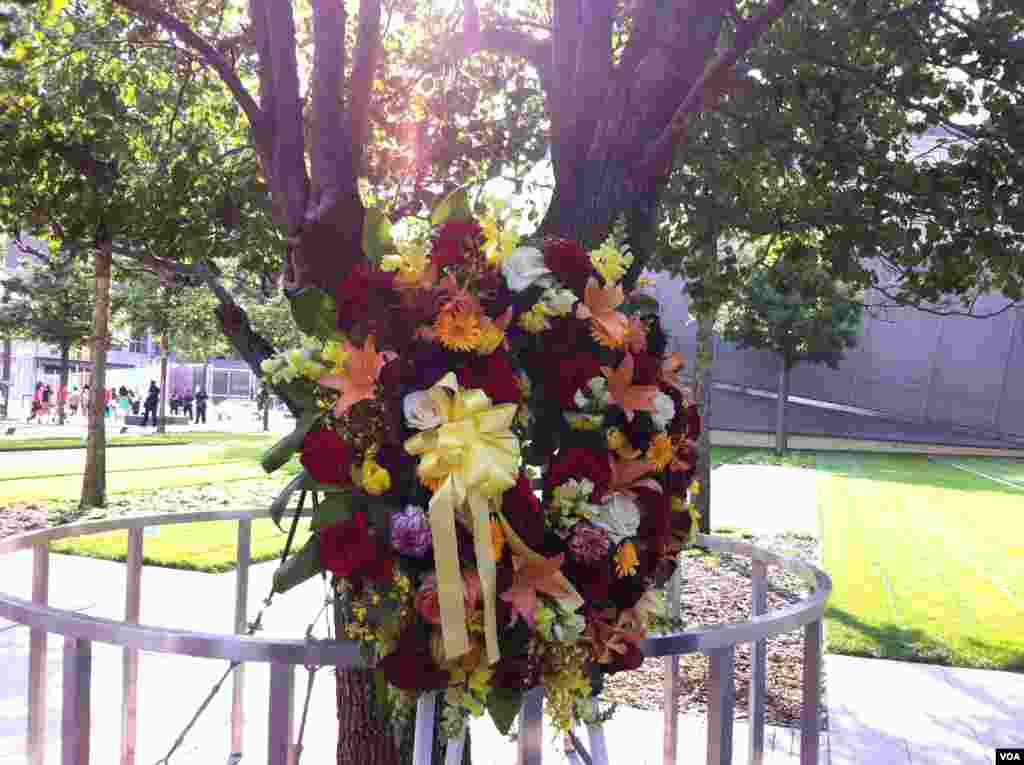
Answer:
[361,208,396,265]
[260,410,319,474]
[269,471,307,531]
[430,188,474,227]
[310,491,355,530]
[487,687,523,735]
[286,287,345,342]
[272,535,322,594]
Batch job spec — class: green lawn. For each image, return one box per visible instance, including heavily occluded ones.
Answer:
[0,431,275,452]
[50,518,313,572]
[713,448,1024,671]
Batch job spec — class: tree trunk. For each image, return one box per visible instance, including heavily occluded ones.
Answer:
[57,341,71,425]
[262,387,270,432]
[81,245,112,510]
[776,360,791,456]
[157,335,169,434]
[1,337,10,419]
[694,312,715,534]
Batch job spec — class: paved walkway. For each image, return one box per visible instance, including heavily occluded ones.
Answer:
[0,466,1021,763]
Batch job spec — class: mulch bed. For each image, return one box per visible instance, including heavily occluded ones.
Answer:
[602,532,825,729]
[0,504,53,539]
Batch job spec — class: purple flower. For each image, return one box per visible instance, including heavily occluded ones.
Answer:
[390,506,432,557]
[568,522,611,563]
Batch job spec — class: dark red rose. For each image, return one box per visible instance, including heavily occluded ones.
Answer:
[379,357,403,392]
[335,262,400,334]
[671,505,694,538]
[501,474,544,549]
[543,237,592,294]
[432,221,483,269]
[664,387,688,436]
[685,404,702,441]
[544,316,591,357]
[456,352,521,404]
[300,429,355,486]
[545,448,611,500]
[605,641,644,674]
[378,627,449,691]
[634,487,671,551]
[551,352,602,408]
[632,353,660,386]
[609,573,647,611]
[319,512,394,584]
[564,556,614,603]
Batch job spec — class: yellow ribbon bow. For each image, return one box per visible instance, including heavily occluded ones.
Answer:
[404,372,520,663]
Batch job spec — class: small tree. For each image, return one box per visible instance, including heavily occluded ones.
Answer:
[0,243,97,423]
[719,239,864,454]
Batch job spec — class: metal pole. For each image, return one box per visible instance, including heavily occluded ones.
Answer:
[800,619,823,765]
[706,646,735,765]
[749,559,768,765]
[268,664,295,765]
[517,687,544,765]
[62,637,92,765]
[662,565,681,765]
[231,519,251,757]
[121,529,143,765]
[28,546,49,765]
[412,691,437,765]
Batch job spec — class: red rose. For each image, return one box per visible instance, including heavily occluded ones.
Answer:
[564,556,614,603]
[632,353,660,386]
[378,627,450,691]
[543,237,592,294]
[543,316,591,357]
[300,429,355,486]
[545,448,611,500]
[685,404,702,440]
[456,352,521,404]
[335,262,400,333]
[606,641,645,674]
[501,473,544,549]
[431,221,483,269]
[492,655,541,690]
[551,352,602,408]
[319,512,394,584]
[634,486,671,552]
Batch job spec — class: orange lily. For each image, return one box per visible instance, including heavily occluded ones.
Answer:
[500,553,576,627]
[318,335,397,417]
[600,353,658,421]
[576,277,629,347]
[660,352,693,399]
[584,607,646,664]
[606,454,662,499]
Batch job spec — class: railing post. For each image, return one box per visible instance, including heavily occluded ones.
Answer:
[412,691,437,765]
[706,646,735,765]
[800,619,823,765]
[28,545,49,765]
[268,664,294,765]
[517,686,544,765]
[749,558,768,765]
[62,637,92,765]
[121,529,143,765]
[231,518,251,757]
[663,563,682,765]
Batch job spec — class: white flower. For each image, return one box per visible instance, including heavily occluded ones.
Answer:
[652,392,677,430]
[594,494,641,544]
[537,287,577,317]
[501,246,552,292]
[573,388,590,409]
[403,390,445,430]
[587,377,610,407]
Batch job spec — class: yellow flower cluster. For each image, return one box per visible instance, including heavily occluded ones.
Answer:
[539,643,593,733]
[614,542,639,578]
[435,310,507,353]
[646,433,674,471]
[518,307,551,334]
[589,238,634,285]
[260,337,328,384]
[381,240,431,285]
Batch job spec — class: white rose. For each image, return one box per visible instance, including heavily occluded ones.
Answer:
[403,390,445,430]
[594,494,641,544]
[652,392,677,430]
[501,246,552,292]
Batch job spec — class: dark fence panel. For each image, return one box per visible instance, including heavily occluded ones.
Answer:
[650,274,1024,442]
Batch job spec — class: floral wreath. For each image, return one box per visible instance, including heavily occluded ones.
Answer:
[260,192,702,736]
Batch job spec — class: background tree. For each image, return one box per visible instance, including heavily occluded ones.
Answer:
[719,238,865,454]
[0,242,100,423]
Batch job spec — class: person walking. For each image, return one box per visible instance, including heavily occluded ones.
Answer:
[170,393,180,416]
[27,382,44,422]
[68,386,80,419]
[194,387,208,425]
[80,384,91,421]
[182,390,194,421]
[118,386,132,421]
[141,381,160,427]
[41,384,54,424]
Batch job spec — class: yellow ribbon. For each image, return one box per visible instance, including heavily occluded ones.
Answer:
[404,373,520,663]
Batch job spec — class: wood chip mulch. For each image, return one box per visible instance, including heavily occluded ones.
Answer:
[602,533,826,729]
[0,504,52,539]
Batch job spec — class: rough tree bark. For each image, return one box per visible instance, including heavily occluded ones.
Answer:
[81,243,112,510]
[57,340,71,426]
[776,359,791,456]
[694,313,715,534]
[157,333,169,434]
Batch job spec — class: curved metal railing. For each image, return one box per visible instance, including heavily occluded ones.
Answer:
[0,510,830,765]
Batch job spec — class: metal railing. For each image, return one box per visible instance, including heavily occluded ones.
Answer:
[0,510,831,765]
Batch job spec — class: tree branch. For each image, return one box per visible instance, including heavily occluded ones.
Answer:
[549,0,580,194]
[309,0,350,209]
[348,0,382,173]
[112,0,262,137]
[639,0,796,176]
